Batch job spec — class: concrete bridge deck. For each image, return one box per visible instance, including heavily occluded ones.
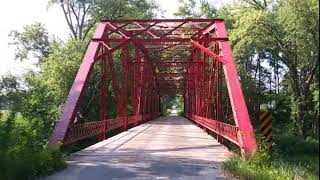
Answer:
[44,116,235,180]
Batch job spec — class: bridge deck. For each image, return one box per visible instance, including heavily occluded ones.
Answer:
[44,116,235,180]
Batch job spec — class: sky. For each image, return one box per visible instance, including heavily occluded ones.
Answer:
[0,0,232,76]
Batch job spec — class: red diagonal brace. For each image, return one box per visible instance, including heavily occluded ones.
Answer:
[190,40,225,63]
[48,22,108,146]
[214,21,257,155]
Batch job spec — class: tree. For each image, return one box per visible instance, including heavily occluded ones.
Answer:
[230,0,319,137]
[49,0,159,41]
[175,0,319,137]
[174,0,217,18]
[9,22,50,61]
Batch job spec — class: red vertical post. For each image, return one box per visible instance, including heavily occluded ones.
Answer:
[156,91,159,116]
[106,53,121,116]
[144,90,149,118]
[216,62,222,121]
[144,90,148,117]
[193,50,200,116]
[120,43,130,130]
[153,92,156,117]
[207,42,219,119]
[152,88,157,116]
[149,90,152,117]
[183,90,186,115]
[192,64,197,117]
[185,65,189,117]
[133,46,142,126]
[98,49,107,141]
[188,63,193,118]
[203,35,210,118]
[148,91,151,117]
[158,94,161,115]
[216,61,223,142]
[215,20,257,155]
[154,86,158,116]
[199,50,204,117]
[142,58,148,120]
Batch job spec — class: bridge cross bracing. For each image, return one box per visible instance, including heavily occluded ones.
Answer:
[48,19,257,157]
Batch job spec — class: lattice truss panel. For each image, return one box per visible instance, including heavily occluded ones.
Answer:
[49,19,257,155]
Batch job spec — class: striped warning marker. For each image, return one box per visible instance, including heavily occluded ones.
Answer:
[258,111,272,148]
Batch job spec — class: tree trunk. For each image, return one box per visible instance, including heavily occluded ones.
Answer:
[288,65,304,136]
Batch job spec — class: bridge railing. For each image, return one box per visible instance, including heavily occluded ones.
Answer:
[63,113,159,145]
[186,115,240,146]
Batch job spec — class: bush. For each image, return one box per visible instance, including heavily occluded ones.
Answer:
[224,154,315,180]
[178,111,184,116]
[223,134,319,180]
[1,147,65,180]
[0,113,66,180]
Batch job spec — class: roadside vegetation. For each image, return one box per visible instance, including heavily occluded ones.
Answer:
[224,132,319,180]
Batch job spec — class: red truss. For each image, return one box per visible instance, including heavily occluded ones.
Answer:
[49,19,257,156]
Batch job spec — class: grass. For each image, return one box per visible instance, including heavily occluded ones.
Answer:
[223,131,319,180]
[224,154,317,180]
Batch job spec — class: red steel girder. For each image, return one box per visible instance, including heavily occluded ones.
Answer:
[106,37,225,44]
[101,18,222,23]
[190,40,225,63]
[49,18,256,157]
[48,22,108,146]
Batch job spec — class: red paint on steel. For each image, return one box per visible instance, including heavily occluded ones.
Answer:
[48,22,108,146]
[214,21,257,155]
[190,40,225,63]
[120,44,130,130]
[48,19,256,156]
[98,50,107,141]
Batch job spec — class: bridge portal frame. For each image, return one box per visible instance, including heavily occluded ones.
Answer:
[48,19,257,156]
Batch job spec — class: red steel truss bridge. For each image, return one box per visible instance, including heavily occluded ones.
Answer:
[49,19,257,158]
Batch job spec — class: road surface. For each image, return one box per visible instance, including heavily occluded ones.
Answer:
[43,116,235,180]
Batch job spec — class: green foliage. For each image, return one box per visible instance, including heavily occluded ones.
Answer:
[224,145,318,179]
[210,0,319,137]
[177,111,184,116]
[0,112,65,180]
[161,109,171,117]
[12,40,88,143]
[224,156,308,180]
[0,75,24,110]
[91,0,159,20]
[48,0,160,40]
[9,22,50,61]
[160,95,177,115]
[2,145,65,180]
[174,0,217,18]
[224,128,319,180]
[311,83,319,111]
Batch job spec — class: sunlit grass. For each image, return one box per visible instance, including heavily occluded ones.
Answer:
[224,156,318,180]
[223,133,319,180]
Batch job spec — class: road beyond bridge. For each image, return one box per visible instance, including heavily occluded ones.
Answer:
[44,116,235,180]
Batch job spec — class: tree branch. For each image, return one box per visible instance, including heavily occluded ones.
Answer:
[70,2,80,36]
[60,0,77,39]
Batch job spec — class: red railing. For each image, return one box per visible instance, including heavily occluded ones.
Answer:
[64,114,158,145]
[186,115,240,146]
